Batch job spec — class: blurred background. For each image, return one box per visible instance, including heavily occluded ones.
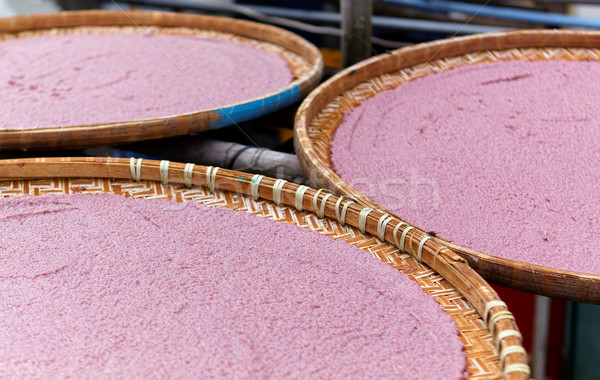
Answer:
[3,1,600,379]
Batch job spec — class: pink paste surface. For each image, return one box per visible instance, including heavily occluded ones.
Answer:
[0,33,292,128]
[331,59,600,275]
[0,194,465,379]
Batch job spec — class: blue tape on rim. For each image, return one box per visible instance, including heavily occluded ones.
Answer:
[210,84,301,128]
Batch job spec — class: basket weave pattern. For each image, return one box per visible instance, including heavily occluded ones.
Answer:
[294,31,600,303]
[306,46,600,188]
[0,176,503,378]
[0,10,323,150]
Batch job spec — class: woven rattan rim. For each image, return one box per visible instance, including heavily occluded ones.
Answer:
[294,29,600,304]
[0,10,323,150]
[0,157,529,379]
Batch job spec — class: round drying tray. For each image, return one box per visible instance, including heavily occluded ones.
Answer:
[294,29,600,304]
[0,10,322,150]
[0,157,529,379]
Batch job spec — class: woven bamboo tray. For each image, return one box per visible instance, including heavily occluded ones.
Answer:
[0,10,322,150]
[294,30,600,304]
[0,157,528,379]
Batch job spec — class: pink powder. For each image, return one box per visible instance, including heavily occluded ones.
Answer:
[0,33,292,128]
[331,59,600,275]
[0,194,465,379]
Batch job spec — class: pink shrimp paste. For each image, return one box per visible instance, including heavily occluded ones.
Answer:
[0,194,465,379]
[331,59,600,275]
[0,33,292,128]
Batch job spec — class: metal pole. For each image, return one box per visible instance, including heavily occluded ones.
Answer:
[533,295,551,380]
[57,0,99,10]
[341,0,373,67]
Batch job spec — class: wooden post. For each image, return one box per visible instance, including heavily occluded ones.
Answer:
[341,0,373,68]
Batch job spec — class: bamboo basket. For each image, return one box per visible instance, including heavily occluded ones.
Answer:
[0,157,528,379]
[0,10,322,150]
[294,30,600,304]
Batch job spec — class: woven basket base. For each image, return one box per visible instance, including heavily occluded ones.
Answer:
[0,177,502,379]
[296,41,600,303]
[0,10,323,150]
